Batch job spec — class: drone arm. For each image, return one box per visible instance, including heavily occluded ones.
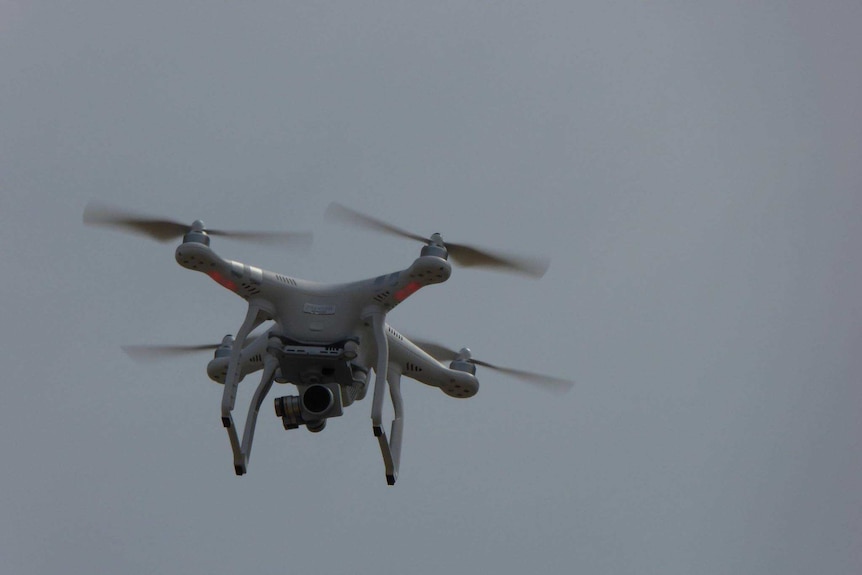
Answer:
[386,329,480,398]
[206,334,269,384]
[359,256,452,314]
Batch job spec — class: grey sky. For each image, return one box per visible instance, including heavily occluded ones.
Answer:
[2,2,860,574]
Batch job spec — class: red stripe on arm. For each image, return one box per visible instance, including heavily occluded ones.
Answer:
[208,270,238,292]
[394,281,423,302]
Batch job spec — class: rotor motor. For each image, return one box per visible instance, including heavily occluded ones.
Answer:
[420,233,448,260]
[443,348,479,398]
[448,347,477,375]
[182,220,210,246]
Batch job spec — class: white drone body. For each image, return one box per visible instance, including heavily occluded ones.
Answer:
[178,226,477,484]
[86,201,568,485]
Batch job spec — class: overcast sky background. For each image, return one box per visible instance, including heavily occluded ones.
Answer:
[1,2,860,574]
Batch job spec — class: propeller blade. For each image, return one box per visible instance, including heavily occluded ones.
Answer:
[325,202,549,278]
[445,242,550,278]
[84,201,313,247]
[121,343,220,362]
[84,202,190,242]
[121,333,262,363]
[324,201,428,243]
[207,229,313,247]
[470,359,574,390]
[407,336,573,392]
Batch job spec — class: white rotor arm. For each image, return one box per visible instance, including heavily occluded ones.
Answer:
[385,326,479,398]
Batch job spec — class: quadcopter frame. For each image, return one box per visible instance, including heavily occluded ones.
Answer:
[176,225,479,484]
[84,201,569,485]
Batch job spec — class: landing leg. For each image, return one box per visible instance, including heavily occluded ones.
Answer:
[370,312,389,440]
[233,354,278,475]
[221,302,269,473]
[369,312,404,485]
[379,368,404,485]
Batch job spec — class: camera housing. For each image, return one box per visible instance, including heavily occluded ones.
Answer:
[274,382,343,432]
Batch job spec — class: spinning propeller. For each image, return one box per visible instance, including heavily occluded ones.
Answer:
[122,342,224,362]
[84,201,313,247]
[325,202,550,278]
[408,336,574,392]
[122,335,259,363]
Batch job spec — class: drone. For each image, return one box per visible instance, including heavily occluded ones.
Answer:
[84,201,572,484]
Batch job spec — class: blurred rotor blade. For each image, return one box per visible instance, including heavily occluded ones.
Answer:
[121,343,220,362]
[121,334,262,363]
[325,202,550,278]
[84,201,313,247]
[470,359,574,391]
[84,202,190,242]
[445,242,550,278]
[207,229,314,247]
[325,202,429,243]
